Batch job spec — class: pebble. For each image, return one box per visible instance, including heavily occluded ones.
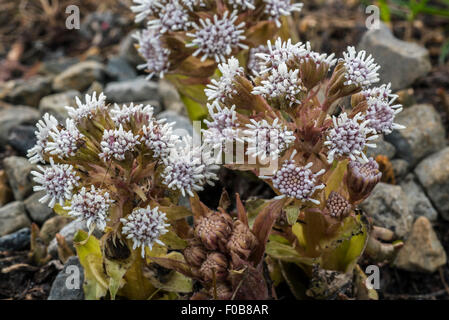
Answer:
[400,174,438,222]
[0,201,30,237]
[0,228,30,251]
[52,61,106,92]
[3,156,37,201]
[24,191,54,224]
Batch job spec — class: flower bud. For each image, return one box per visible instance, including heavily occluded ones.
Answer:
[227,220,258,262]
[183,239,207,268]
[209,282,233,300]
[346,158,382,203]
[195,212,233,252]
[326,191,351,220]
[200,252,229,281]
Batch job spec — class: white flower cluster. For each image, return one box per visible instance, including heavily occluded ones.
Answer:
[248,44,270,75]
[121,205,170,257]
[182,0,206,11]
[228,0,255,10]
[186,11,248,62]
[46,119,84,159]
[244,118,295,161]
[202,103,240,151]
[142,119,177,158]
[27,113,59,164]
[263,0,303,27]
[298,42,337,68]
[66,92,107,122]
[99,125,141,161]
[111,103,154,125]
[341,46,380,88]
[256,38,301,73]
[31,158,80,208]
[131,0,160,23]
[65,185,114,232]
[205,57,244,103]
[148,0,190,33]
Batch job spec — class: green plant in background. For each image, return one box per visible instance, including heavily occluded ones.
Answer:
[130,0,303,121]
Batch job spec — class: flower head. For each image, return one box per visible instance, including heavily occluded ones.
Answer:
[66,92,107,122]
[365,97,404,134]
[65,185,114,232]
[46,119,84,159]
[27,113,59,164]
[255,38,303,73]
[195,211,233,252]
[134,28,171,79]
[181,0,206,11]
[269,152,325,204]
[362,83,396,103]
[297,42,337,68]
[341,46,380,88]
[227,0,255,10]
[148,0,190,33]
[205,57,244,103]
[141,119,177,158]
[346,158,382,203]
[326,191,351,219]
[247,44,270,75]
[31,158,80,208]
[324,113,377,163]
[99,125,140,161]
[111,103,154,125]
[244,118,295,161]
[131,0,160,23]
[203,103,240,150]
[263,0,303,27]
[186,11,248,62]
[121,205,170,257]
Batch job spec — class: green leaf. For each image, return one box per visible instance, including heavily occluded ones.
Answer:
[149,271,193,293]
[160,229,188,250]
[285,206,300,225]
[104,258,130,300]
[324,160,348,198]
[180,92,208,122]
[265,240,318,266]
[53,202,71,217]
[244,198,270,229]
[159,205,192,221]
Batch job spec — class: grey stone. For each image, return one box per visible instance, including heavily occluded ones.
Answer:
[39,216,71,244]
[0,76,53,107]
[391,159,409,182]
[24,191,54,224]
[358,23,431,91]
[39,57,80,75]
[48,256,84,300]
[3,156,37,200]
[400,174,438,222]
[7,125,37,157]
[0,105,40,145]
[157,110,193,137]
[52,61,106,92]
[415,147,449,221]
[0,201,30,236]
[39,90,80,122]
[118,31,145,67]
[104,77,158,103]
[158,80,186,116]
[106,56,137,81]
[394,217,446,273]
[385,104,446,166]
[360,183,413,238]
[366,136,396,159]
[0,228,30,251]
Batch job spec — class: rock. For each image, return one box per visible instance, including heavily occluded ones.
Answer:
[39,57,80,75]
[391,159,409,182]
[385,104,446,167]
[400,174,438,222]
[157,110,193,137]
[0,201,31,236]
[0,105,40,145]
[3,156,37,200]
[52,61,106,92]
[104,77,158,103]
[7,125,37,156]
[360,183,413,238]
[40,216,71,244]
[86,81,104,97]
[358,23,431,91]
[0,76,53,107]
[415,147,449,221]
[48,256,84,300]
[24,191,54,224]
[366,136,396,159]
[158,80,186,115]
[0,228,30,251]
[0,170,13,206]
[118,31,145,67]
[394,217,447,273]
[48,220,102,257]
[106,56,137,81]
[39,90,80,122]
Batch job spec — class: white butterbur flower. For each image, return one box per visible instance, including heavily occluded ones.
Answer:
[324,113,378,163]
[142,119,177,158]
[362,83,397,103]
[263,0,303,27]
[227,0,255,10]
[365,97,404,135]
[111,103,154,124]
[203,103,240,150]
[267,151,325,204]
[46,119,84,158]
[66,92,107,122]
[244,118,295,161]
[342,46,380,88]
[31,158,80,208]
[131,0,160,23]
[27,113,59,164]
[297,42,337,68]
[162,136,218,197]
[252,62,304,106]
[65,186,114,232]
[256,38,305,73]
[148,0,190,33]
[248,45,270,75]
[205,57,244,103]
[186,11,248,63]
[121,206,170,258]
[181,0,206,11]
[134,28,171,79]
[99,125,140,161]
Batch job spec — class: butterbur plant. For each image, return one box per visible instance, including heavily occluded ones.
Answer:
[26,92,218,300]
[200,38,405,298]
[130,0,303,120]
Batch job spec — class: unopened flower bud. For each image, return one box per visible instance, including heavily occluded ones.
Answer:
[346,158,382,203]
[227,220,258,261]
[200,252,228,281]
[209,282,233,300]
[195,212,233,252]
[326,191,351,220]
[183,239,207,267]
